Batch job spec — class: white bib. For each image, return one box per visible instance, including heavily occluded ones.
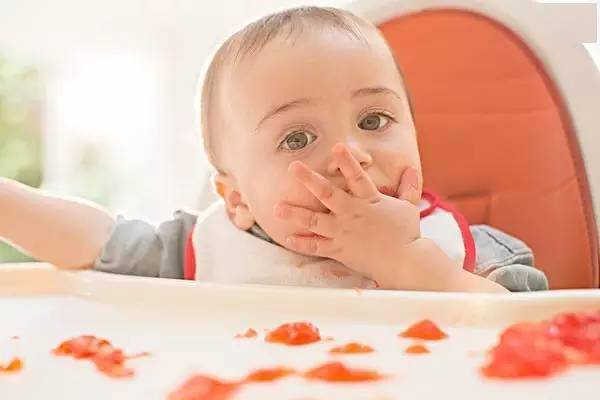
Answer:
[191,197,466,288]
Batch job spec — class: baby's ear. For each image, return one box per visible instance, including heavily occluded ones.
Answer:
[214,173,255,230]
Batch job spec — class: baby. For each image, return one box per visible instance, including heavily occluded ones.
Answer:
[0,7,548,292]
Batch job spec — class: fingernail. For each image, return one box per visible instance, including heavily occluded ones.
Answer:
[291,163,311,181]
[398,183,409,200]
[403,167,419,189]
[332,143,345,154]
[288,161,301,173]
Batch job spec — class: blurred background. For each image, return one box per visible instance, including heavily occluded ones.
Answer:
[0,0,348,261]
[0,0,598,262]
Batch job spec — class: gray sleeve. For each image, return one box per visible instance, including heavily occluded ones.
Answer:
[470,225,549,291]
[486,264,549,292]
[93,210,197,279]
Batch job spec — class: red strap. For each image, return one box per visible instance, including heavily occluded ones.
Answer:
[426,193,476,273]
[420,190,440,218]
[421,190,476,272]
[183,228,196,280]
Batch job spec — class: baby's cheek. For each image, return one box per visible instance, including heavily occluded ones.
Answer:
[255,180,321,243]
[245,176,298,237]
[377,149,421,185]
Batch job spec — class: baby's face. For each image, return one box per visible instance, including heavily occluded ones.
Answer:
[219,29,422,249]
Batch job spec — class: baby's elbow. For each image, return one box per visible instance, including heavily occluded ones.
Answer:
[54,221,114,270]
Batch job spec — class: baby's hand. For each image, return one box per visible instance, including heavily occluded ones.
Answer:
[275,143,421,282]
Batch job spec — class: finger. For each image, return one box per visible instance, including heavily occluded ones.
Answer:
[274,203,337,238]
[285,234,339,258]
[397,167,421,205]
[289,161,351,214]
[332,143,379,199]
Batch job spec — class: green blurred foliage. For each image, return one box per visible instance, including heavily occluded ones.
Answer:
[0,55,43,262]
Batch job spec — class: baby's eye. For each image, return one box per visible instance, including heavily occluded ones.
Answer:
[279,131,317,151]
[358,113,392,131]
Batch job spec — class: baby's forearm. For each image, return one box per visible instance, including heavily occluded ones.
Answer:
[376,238,509,293]
[447,267,510,293]
[0,178,115,269]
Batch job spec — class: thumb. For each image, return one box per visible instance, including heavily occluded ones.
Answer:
[397,167,421,205]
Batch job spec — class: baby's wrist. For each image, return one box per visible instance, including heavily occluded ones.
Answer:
[374,238,483,291]
[374,238,442,289]
[394,238,508,292]
[446,269,509,293]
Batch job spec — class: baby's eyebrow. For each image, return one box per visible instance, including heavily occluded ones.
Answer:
[352,86,402,100]
[255,98,315,132]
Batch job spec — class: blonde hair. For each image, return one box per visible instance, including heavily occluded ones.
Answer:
[198,6,388,170]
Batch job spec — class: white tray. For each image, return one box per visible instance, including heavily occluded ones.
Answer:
[1,263,600,400]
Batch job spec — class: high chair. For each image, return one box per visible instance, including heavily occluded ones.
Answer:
[349,0,600,289]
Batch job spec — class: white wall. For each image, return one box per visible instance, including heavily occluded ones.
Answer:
[0,0,348,222]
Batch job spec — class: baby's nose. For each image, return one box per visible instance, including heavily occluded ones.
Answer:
[326,142,373,176]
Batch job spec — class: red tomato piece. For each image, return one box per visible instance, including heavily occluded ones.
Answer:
[168,375,239,400]
[53,335,112,359]
[399,320,448,341]
[266,322,321,345]
[329,342,374,354]
[92,348,133,378]
[482,335,568,379]
[234,328,257,339]
[482,319,576,379]
[244,367,295,382]
[550,312,600,364]
[53,335,140,379]
[405,344,430,354]
[0,358,23,373]
[305,361,383,382]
